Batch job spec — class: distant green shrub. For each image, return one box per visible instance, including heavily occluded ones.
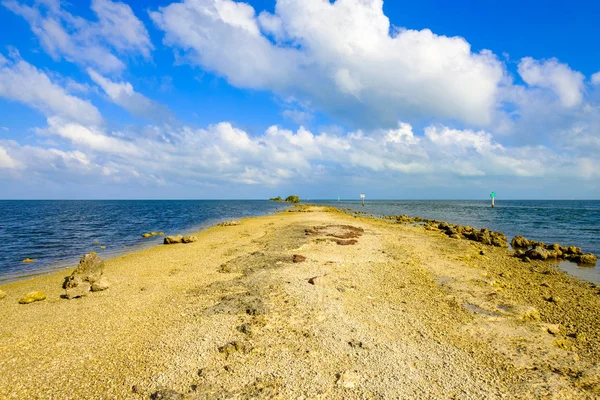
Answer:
[269,196,283,202]
[285,195,300,203]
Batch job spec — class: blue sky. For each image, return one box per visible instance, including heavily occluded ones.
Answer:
[0,0,599,199]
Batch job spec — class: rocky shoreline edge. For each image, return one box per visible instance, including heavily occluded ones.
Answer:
[330,206,598,267]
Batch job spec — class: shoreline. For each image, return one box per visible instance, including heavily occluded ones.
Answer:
[0,208,288,285]
[1,206,600,398]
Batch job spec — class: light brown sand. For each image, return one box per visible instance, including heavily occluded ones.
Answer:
[1,206,599,399]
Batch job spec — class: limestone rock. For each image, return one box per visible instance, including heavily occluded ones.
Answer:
[142,233,152,238]
[0,290,6,300]
[22,258,35,263]
[19,291,46,304]
[91,276,110,292]
[164,235,184,244]
[64,277,91,299]
[73,253,104,283]
[525,246,550,260]
[181,235,198,243]
[511,235,530,248]
[63,253,105,299]
[150,389,183,400]
[579,253,597,266]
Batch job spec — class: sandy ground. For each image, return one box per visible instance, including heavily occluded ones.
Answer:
[1,206,600,399]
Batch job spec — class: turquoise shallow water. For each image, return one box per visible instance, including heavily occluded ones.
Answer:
[0,200,598,284]
[0,200,288,282]
[313,200,600,283]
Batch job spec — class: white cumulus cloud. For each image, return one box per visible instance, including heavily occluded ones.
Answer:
[0,55,103,125]
[87,68,173,122]
[151,0,506,127]
[518,57,585,108]
[3,0,153,72]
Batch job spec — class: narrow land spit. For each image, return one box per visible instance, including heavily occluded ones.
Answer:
[1,206,599,399]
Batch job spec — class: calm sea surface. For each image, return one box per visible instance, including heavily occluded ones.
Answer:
[0,200,598,284]
[0,200,288,282]
[314,200,600,284]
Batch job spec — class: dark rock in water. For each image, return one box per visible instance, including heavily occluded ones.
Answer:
[292,254,306,263]
[63,253,107,299]
[164,235,184,244]
[511,235,530,248]
[150,389,183,400]
[525,246,550,261]
[578,253,597,266]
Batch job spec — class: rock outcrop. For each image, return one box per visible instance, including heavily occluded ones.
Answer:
[434,223,508,247]
[0,290,6,300]
[63,252,109,299]
[509,235,597,266]
[19,291,46,304]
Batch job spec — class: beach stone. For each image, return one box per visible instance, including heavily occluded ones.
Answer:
[19,291,46,304]
[525,246,550,260]
[293,254,306,263]
[142,233,152,238]
[74,252,104,283]
[150,389,183,400]
[65,278,91,299]
[63,252,106,299]
[91,276,110,292]
[164,235,184,244]
[511,235,530,248]
[0,290,6,300]
[22,258,35,263]
[181,235,198,243]
[579,253,597,266]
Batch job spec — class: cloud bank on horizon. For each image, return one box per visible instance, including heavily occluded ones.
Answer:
[0,0,599,199]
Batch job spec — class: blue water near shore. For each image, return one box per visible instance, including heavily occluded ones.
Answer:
[0,200,598,284]
[0,200,288,282]
[313,200,600,283]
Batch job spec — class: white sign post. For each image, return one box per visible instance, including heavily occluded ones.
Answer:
[490,192,496,208]
[360,193,365,207]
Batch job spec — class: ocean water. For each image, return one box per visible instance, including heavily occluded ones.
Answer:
[1,200,598,284]
[0,200,288,282]
[314,200,600,283]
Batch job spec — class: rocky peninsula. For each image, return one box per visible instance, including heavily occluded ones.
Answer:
[0,206,599,399]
